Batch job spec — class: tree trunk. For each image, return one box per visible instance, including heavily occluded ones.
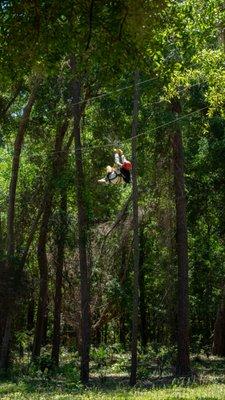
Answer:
[139,229,148,349]
[212,11,225,356]
[27,296,35,331]
[32,121,68,361]
[119,246,127,349]
[7,91,36,259]
[0,316,12,369]
[0,213,4,258]
[130,70,140,387]
[21,205,43,269]
[32,194,52,361]
[70,58,90,385]
[51,190,67,367]
[42,311,48,346]
[171,99,191,376]
[212,284,225,356]
[2,82,22,119]
[0,89,36,370]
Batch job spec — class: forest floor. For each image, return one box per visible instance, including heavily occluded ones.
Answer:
[0,354,225,399]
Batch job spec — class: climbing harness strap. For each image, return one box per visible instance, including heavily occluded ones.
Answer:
[107,171,122,184]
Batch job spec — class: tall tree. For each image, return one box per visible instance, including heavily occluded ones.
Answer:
[130,70,140,386]
[51,189,68,367]
[0,84,37,370]
[70,58,90,385]
[7,87,37,259]
[139,228,148,349]
[171,98,191,376]
[212,284,225,356]
[32,120,68,361]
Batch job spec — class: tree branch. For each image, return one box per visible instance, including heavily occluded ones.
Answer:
[85,0,94,51]
[118,9,128,40]
[2,83,22,117]
[97,194,132,260]
[20,205,43,268]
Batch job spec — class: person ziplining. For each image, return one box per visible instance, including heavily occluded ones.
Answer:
[98,148,132,185]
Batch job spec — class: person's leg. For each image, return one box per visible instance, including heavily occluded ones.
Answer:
[98,166,112,184]
[120,167,130,183]
[98,178,107,183]
[126,170,131,183]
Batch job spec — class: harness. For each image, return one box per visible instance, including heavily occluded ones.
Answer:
[107,170,122,184]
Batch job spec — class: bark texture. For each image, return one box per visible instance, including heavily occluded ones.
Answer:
[130,70,140,387]
[139,229,148,349]
[171,99,191,376]
[32,195,52,360]
[70,58,90,385]
[7,91,36,259]
[0,88,36,370]
[32,121,68,361]
[212,284,225,356]
[51,190,67,366]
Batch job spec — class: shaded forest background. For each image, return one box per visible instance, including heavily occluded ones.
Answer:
[1,0,225,387]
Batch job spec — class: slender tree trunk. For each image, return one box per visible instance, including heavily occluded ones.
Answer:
[32,195,52,361]
[32,121,68,361]
[212,9,225,356]
[119,246,127,349]
[42,311,48,346]
[139,229,148,349]
[21,205,43,268]
[70,58,90,385]
[171,99,191,376]
[27,296,35,331]
[51,190,67,367]
[7,92,36,259]
[130,70,140,387]
[0,213,3,258]
[0,89,36,370]
[212,284,225,356]
[2,82,22,118]
[0,317,12,369]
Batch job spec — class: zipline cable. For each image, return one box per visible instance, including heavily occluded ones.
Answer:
[76,105,208,152]
[24,101,208,162]
[13,81,207,165]
[72,77,204,108]
[72,76,160,107]
[6,106,209,198]
[42,80,206,155]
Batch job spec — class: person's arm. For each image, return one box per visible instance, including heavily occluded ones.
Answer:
[114,152,123,167]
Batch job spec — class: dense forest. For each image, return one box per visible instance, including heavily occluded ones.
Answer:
[1,1,225,399]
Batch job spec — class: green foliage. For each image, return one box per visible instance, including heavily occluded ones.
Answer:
[1,0,225,393]
[91,345,108,369]
[1,355,225,399]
